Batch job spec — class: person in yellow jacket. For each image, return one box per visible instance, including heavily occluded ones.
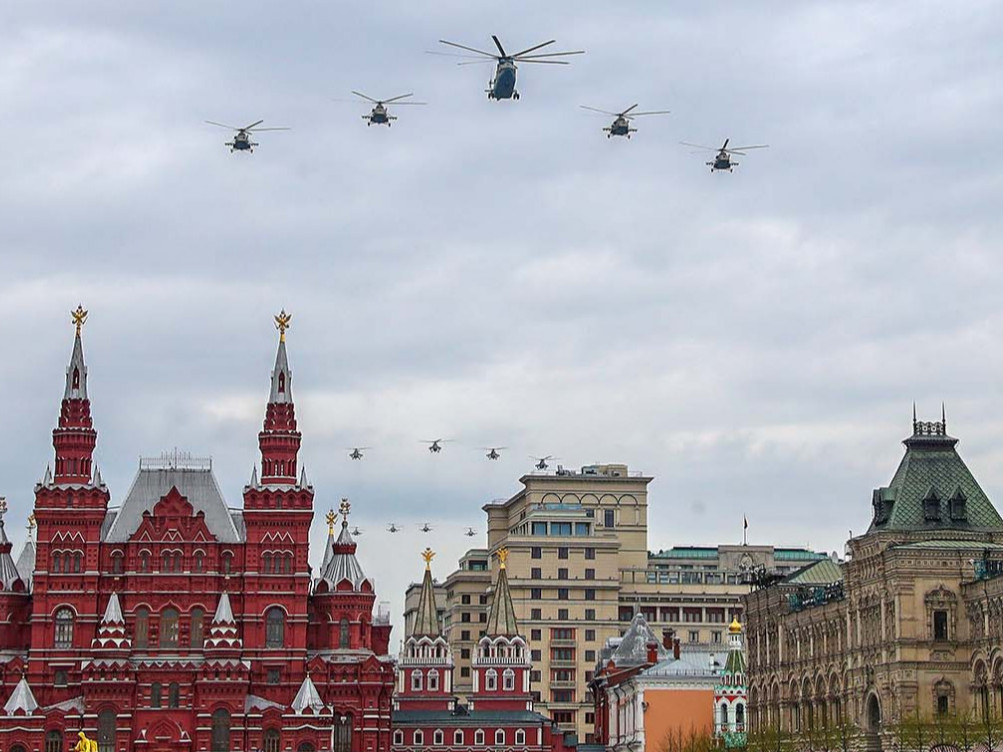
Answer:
[73,730,97,752]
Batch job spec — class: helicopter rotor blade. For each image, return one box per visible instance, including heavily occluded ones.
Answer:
[249,127,290,132]
[242,120,265,131]
[680,141,718,151]
[205,121,241,130]
[425,50,491,60]
[391,101,428,105]
[438,39,499,59]
[727,145,769,151]
[517,59,571,65]
[351,91,379,103]
[382,93,415,104]
[579,105,620,116]
[457,60,497,66]
[621,104,640,116]
[491,35,508,57]
[515,50,585,60]
[510,39,556,58]
[628,110,672,117]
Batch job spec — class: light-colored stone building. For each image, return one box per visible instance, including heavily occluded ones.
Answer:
[742,415,1003,749]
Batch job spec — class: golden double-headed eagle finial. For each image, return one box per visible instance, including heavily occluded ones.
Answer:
[28,513,36,528]
[71,305,88,336]
[274,309,292,342]
[326,509,337,533]
[421,547,435,569]
[497,547,509,569]
[339,498,351,519]
[0,498,7,517]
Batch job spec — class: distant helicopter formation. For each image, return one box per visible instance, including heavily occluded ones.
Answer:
[205,32,768,173]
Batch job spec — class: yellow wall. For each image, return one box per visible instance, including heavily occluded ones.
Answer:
[643,688,715,752]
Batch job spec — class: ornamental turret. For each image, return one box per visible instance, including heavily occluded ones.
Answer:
[395,548,454,711]
[258,309,301,485]
[714,618,748,747]
[52,306,97,485]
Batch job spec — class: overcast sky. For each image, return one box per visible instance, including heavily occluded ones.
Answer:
[2,1,1002,633]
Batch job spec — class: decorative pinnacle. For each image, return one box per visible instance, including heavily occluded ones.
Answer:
[421,547,435,570]
[497,547,509,569]
[71,305,88,336]
[27,513,36,528]
[0,498,6,518]
[339,498,351,521]
[326,509,337,533]
[274,309,292,342]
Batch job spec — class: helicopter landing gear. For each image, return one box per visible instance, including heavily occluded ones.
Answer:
[513,92,520,100]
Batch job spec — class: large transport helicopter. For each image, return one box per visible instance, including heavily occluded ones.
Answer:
[436,35,583,100]
[681,139,769,172]
[204,120,289,153]
[579,104,671,139]
[351,91,426,126]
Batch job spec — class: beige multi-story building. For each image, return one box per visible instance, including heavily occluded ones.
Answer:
[742,415,1003,750]
[405,463,826,742]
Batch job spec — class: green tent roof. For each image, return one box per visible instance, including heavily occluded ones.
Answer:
[785,558,844,585]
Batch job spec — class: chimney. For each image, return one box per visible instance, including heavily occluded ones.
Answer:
[662,628,675,650]
[672,638,681,660]
[646,640,658,665]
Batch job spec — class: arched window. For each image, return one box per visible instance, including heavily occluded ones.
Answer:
[515,729,526,745]
[174,552,183,571]
[298,744,316,752]
[411,669,423,691]
[73,552,82,572]
[454,730,464,745]
[135,607,150,649]
[413,731,424,746]
[474,730,485,746]
[139,551,150,572]
[340,617,350,648]
[12,743,28,752]
[72,367,80,390]
[160,608,179,648]
[284,553,293,573]
[278,371,286,394]
[720,703,729,727]
[393,730,404,746]
[485,668,497,691]
[191,608,205,648]
[111,551,124,574]
[169,683,180,708]
[495,729,506,745]
[503,668,515,691]
[212,709,231,752]
[264,728,280,752]
[736,703,745,726]
[428,668,439,691]
[52,552,62,573]
[194,551,204,573]
[263,554,273,574]
[266,607,285,648]
[433,730,444,745]
[222,552,233,574]
[151,682,162,708]
[334,716,352,752]
[46,730,62,752]
[54,607,74,648]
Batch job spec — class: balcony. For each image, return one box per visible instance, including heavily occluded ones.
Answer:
[549,680,576,689]
[550,638,578,647]
[550,659,577,668]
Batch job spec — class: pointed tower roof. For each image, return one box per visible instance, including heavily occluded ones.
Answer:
[4,675,38,715]
[611,612,667,667]
[92,592,130,650]
[0,501,25,592]
[213,591,235,624]
[205,592,242,650]
[724,619,746,677]
[64,320,88,400]
[291,673,325,714]
[102,592,124,623]
[485,548,519,637]
[269,310,293,404]
[321,509,337,574]
[412,548,442,638]
[14,516,35,593]
[319,500,369,591]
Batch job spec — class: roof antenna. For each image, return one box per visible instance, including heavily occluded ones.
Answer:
[942,402,947,432]
[912,401,918,433]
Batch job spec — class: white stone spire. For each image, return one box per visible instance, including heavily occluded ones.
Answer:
[291,673,325,714]
[4,675,38,715]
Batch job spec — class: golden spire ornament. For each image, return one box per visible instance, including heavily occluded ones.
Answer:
[28,513,36,528]
[326,509,337,534]
[497,547,509,569]
[71,305,88,336]
[421,547,436,570]
[339,498,351,521]
[0,498,6,517]
[274,309,292,342]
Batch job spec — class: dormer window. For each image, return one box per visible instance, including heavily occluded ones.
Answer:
[924,490,942,522]
[485,668,497,691]
[950,490,968,521]
[72,368,80,391]
[278,372,286,394]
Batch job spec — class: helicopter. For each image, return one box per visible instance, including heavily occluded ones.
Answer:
[204,120,289,153]
[464,527,477,537]
[422,439,451,454]
[351,91,426,126]
[579,104,671,139]
[680,139,769,172]
[419,522,433,533]
[387,523,400,533]
[436,36,583,101]
[482,447,506,460]
[348,447,370,460]
[531,455,558,471]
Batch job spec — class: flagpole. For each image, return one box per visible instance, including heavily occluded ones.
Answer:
[743,515,748,546]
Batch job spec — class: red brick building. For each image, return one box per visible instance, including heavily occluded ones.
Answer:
[391,548,573,752]
[0,311,394,752]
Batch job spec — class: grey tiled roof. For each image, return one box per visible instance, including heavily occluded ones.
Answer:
[269,340,293,404]
[63,333,88,400]
[611,612,668,667]
[103,467,242,543]
[868,429,1003,533]
[0,522,23,591]
[14,537,34,592]
[318,524,368,590]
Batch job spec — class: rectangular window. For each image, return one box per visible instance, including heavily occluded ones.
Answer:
[552,711,575,725]
[479,594,488,605]
[558,568,568,580]
[461,630,470,640]
[552,522,572,536]
[585,671,594,683]
[531,670,541,682]
[54,669,68,687]
[604,509,615,528]
[461,594,471,605]
[585,712,595,725]
[551,668,575,682]
[585,650,596,662]
[552,628,576,640]
[712,631,722,644]
[585,547,596,560]
[267,668,280,685]
[552,648,575,661]
[575,522,590,536]
[531,629,541,640]
[558,608,569,620]
[532,522,548,536]
[558,588,569,600]
[478,612,486,623]
[689,630,699,643]
[552,689,575,703]
[585,629,596,641]
[531,588,543,599]
[461,667,470,678]
[585,568,595,580]
[934,610,949,640]
[558,547,569,560]
[532,649,542,661]
[532,546,542,559]
[585,608,596,620]
[461,612,471,623]
[531,608,542,620]
[461,648,471,659]
[585,588,596,601]
[531,567,542,579]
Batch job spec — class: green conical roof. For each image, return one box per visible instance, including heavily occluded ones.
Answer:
[485,552,519,637]
[868,418,1003,533]
[412,560,442,638]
